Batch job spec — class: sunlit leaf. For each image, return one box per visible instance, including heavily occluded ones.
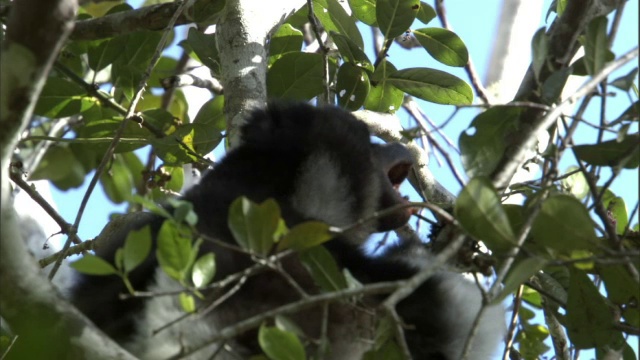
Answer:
[278,221,333,251]
[413,28,468,67]
[336,62,370,110]
[377,0,419,38]
[258,324,306,360]
[123,225,152,273]
[228,197,281,256]
[330,31,374,72]
[387,68,472,105]
[179,292,196,313]
[267,52,334,101]
[364,59,404,113]
[455,177,516,253]
[156,221,193,281]
[71,254,118,276]
[192,253,216,288]
[349,0,377,26]
[313,0,364,48]
[299,246,347,292]
[531,195,598,253]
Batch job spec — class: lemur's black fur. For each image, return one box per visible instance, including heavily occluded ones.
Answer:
[70,103,503,359]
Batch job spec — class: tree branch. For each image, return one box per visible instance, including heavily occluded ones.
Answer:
[70,0,200,40]
[217,0,305,147]
[491,46,638,189]
[0,0,134,357]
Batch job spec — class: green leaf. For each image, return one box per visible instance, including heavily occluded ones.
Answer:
[583,16,608,75]
[193,96,226,130]
[413,28,468,67]
[493,257,547,304]
[610,101,639,125]
[455,177,516,253]
[267,52,333,101]
[459,106,521,177]
[570,50,615,76]
[150,165,184,199]
[123,225,152,273]
[100,154,134,204]
[573,133,639,169]
[541,67,571,104]
[87,36,126,72]
[278,221,333,251]
[598,264,640,327]
[609,68,639,91]
[30,145,87,190]
[387,68,473,105]
[314,0,364,49]
[269,24,303,64]
[168,199,198,225]
[129,195,173,219]
[330,31,374,72]
[365,60,404,113]
[34,77,95,118]
[530,194,598,253]
[349,0,377,26]
[192,253,216,288]
[416,2,436,24]
[228,197,281,256]
[600,189,629,235]
[336,62,371,111]
[560,166,589,200]
[566,268,618,348]
[70,254,118,276]
[179,292,196,313]
[186,28,221,75]
[77,116,150,154]
[190,0,225,24]
[299,246,347,292]
[258,324,306,360]
[151,125,198,166]
[376,0,420,38]
[148,56,179,88]
[531,28,548,81]
[111,31,163,100]
[156,221,193,281]
[274,316,306,339]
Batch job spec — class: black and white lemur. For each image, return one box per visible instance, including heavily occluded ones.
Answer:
[61,103,503,359]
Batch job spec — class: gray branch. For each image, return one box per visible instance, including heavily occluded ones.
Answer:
[0,0,135,358]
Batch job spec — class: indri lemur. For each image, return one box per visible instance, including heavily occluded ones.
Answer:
[69,103,504,359]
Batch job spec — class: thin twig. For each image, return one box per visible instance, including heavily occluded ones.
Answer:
[176,281,403,359]
[9,171,81,246]
[307,0,330,104]
[502,285,524,360]
[434,0,490,104]
[48,1,191,280]
[491,47,638,189]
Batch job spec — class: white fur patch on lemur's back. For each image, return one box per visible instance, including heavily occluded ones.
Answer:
[291,151,380,244]
[292,152,355,227]
[126,269,232,360]
[433,272,505,360]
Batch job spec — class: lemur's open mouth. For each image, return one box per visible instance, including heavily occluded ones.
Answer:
[388,160,412,190]
[375,143,414,231]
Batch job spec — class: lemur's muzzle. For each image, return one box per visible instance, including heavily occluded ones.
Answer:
[372,143,414,231]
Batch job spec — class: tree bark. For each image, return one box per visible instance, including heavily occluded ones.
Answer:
[0,0,135,358]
